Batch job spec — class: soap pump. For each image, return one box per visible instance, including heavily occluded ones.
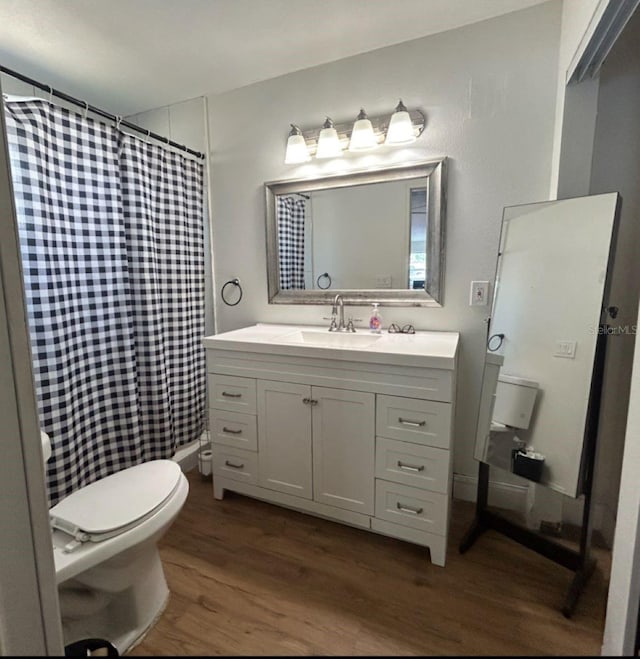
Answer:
[369,303,382,334]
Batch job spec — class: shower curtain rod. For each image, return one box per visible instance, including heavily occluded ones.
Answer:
[0,65,205,160]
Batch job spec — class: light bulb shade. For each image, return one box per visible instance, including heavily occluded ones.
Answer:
[284,129,311,164]
[348,116,377,152]
[316,125,343,158]
[385,109,416,145]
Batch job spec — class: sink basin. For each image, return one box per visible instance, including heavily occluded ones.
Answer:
[279,329,383,349]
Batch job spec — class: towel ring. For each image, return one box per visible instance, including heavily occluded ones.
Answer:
[221,278,243,306]
[316,272,332,290]
[487,333,505,352]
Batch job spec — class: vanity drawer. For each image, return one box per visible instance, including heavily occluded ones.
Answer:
[212,446,258,485]
[210,409,258,451]
[376,395,451,449]
[375,437,450,493]
[375,479,448,535]
[208,374,257,414]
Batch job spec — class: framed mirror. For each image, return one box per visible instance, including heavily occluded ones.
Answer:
[264,158,447,306]
[474,192,620,498]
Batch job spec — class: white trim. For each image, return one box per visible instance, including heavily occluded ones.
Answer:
[202,95,218,336]
[452,472,528,514]
[567,0,640,84]
[172,434,207,473]
[0,86,64,655]
[602,295,640,655]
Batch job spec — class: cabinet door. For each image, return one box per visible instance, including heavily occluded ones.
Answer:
[257,380,313,499]
[312,387,375,514]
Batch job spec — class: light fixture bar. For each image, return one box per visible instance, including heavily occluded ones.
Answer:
[298,109,425,156]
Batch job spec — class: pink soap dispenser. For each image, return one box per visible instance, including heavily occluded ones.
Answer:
[369,303,382,334]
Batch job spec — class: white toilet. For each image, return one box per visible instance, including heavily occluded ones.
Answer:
[475,354,539,469]
[41,431,189,654]
[491,372,539,434]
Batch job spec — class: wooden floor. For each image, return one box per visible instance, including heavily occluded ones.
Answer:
[129,470,611,656]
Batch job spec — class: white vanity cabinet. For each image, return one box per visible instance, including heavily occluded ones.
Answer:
[311,387,375,515]
[203,323,459,567]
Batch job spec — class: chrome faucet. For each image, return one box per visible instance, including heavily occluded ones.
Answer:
[330,294,346,331]
[329,294,359,332]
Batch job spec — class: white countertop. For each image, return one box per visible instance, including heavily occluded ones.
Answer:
[202,323,460,370]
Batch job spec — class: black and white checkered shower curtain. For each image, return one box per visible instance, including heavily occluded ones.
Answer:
[277,196,306,289]
[4,99,206,506]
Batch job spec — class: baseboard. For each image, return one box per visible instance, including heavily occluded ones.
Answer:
[453,472,528,514]
[172,434,206,473]
[454,472,615,546]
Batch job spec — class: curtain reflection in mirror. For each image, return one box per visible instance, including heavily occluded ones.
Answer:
[276,196,306,289]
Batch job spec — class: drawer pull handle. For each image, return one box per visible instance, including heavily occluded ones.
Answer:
[303,398,318,406]
[397,461,425,472]
[222,427,242,435]
[221,391,242,398]
[396,502,423,515]
[398,417,426,427]
[224,460,245,469]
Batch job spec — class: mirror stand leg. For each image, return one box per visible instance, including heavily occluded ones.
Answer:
[562,557,596,618]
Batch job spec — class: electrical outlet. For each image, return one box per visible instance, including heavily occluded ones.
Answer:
[375,274,392,288]
[470,281,490,306]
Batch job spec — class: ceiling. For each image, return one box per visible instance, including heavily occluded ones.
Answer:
[0,0,550,116]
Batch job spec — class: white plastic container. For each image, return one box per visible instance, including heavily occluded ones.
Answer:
[198,448,212,477]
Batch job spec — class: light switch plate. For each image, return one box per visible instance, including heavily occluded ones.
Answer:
[470,281,490,306]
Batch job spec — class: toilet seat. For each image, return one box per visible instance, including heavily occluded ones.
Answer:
[50,460,182,552]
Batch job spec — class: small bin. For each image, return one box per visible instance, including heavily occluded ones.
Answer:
[65,638,119,656]
[512,450,544,482]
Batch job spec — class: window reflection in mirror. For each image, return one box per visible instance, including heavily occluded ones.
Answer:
[409,187,427,290]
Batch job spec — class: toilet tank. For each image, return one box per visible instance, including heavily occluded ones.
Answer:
[492,374,538,430]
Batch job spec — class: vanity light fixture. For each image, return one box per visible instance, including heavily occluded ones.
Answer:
[385,99,417,145]
[284,102,425,163]
[348,108,378,152]
[315,117,343,159]
[284,124,311,164]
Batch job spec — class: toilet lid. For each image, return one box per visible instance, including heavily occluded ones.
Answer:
[50,460,182,539]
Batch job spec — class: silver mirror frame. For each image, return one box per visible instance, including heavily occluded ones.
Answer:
[264,158,447,306]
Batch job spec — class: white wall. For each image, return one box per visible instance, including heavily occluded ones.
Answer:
[206,1,562,481]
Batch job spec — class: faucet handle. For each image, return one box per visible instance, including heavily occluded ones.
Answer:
[346,318,360,332]
[323,316,338,331]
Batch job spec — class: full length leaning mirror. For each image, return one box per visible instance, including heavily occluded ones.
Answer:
[474,192,620,498]
[264,158,447,306]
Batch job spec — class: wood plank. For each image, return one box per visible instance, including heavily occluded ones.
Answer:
[128,470,610,656]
